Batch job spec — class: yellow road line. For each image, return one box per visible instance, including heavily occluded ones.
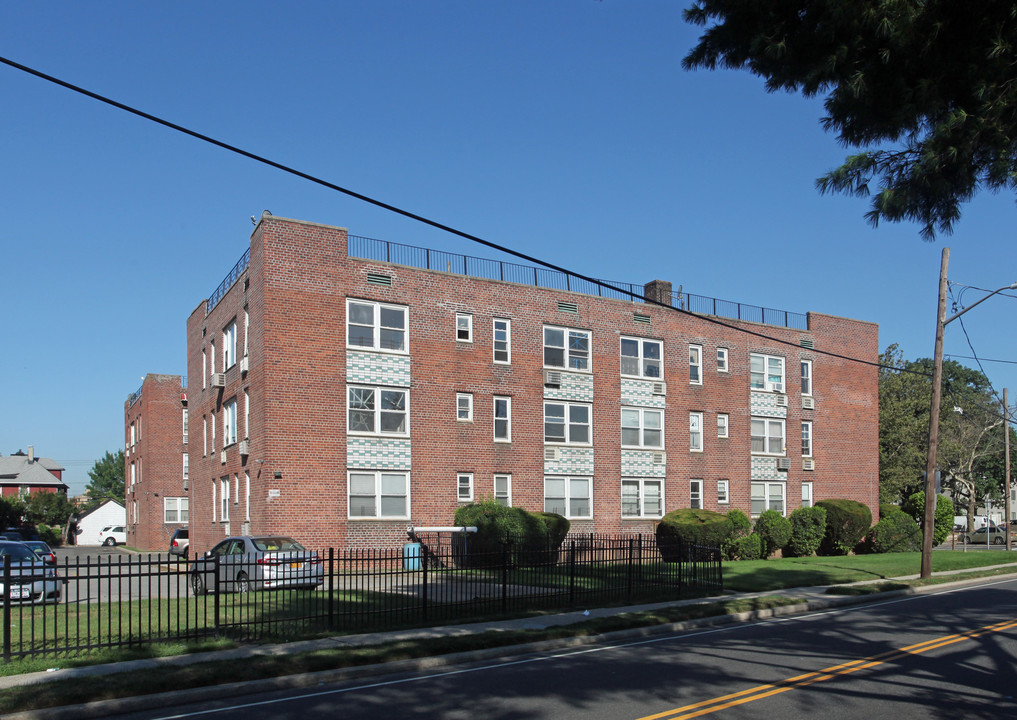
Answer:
[636,618,1017,720]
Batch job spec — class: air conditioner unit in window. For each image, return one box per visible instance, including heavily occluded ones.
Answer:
[544,370,562,387]
[544,447,560,461]
[802,396,815,410]
[652,452,666,465]
[183,479,189,491]
[211,373,226,388]
[652,382,667,396]
[775,394,789,407]
[803,458,815,471]
[239,439,249,456]
[240,356,249,374]
[776,458,792,471]
[220,449,227,464]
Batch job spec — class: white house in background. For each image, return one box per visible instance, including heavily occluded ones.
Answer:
[74,499,126,546]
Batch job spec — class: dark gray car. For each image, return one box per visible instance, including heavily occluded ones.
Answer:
[189,536,323,595]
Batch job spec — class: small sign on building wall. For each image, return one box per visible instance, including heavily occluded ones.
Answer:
[268,489,281,500]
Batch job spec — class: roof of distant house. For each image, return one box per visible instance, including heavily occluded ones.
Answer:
[0,451,68,489]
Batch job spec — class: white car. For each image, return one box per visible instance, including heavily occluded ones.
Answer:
[98,525,127,546]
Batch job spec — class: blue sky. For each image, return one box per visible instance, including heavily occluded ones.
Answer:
[2,2,1015,496]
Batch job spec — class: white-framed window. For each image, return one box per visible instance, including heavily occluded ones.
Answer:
[223,398,238,447]
[456,313,473,343]
[802,482,813,508]
[543,325,590,371]
[233,474,240,506]
[220,476,230,522]
[544,476,592,519]
[690,479,703,509]
[621,407,663,448]
[347,299,408,352]
[690,412,704,452]
[211,479,216,523]
[717,413,729,438]
[182,409,189,444]
[245,471,251,521]
[348,386,409,436]
[243,307,249,357]
[717,479,729,504]
[801,359,813,396]
[244,389,250,439]
[210,410,216,452]
[457,392,473,422]
[717,347,729,373]
[751,417,785,455]
[494,474,512,506]
[223,320,237,370]
[494,396,512,442]
[457,472,474,502]
[203,416,207,457]
[493,318,512,364]
[130,422,136,448]
[348,471,409,518]
[621,478,663,518]
[751,481,786,516]
[620,337,662,378]
[802,421,813,457]
[130,461,136,488]
[183,453,189,480]
[750,353,785,392]
[544,401,591,444]
[689,344,703,385]
[164,497,189,523]
[210,340,215,374]
[202,348,207,388]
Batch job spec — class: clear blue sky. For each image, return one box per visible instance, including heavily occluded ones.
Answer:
[2,2,1015,496]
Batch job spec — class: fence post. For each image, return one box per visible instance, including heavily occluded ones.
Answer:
[627,537,634,597]
[501,539,509,614]
[568,539,576,607]
[421,547,428,622]
[213,554,221,631]
[3,556,10,662]
[328,547,335,629]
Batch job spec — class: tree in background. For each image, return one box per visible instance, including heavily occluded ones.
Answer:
[22,492,76,527]
[683,2,1017,239]
[878,345,929,504]
[84,450,125,510]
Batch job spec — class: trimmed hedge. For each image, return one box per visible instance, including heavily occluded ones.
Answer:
[452,501,568,567]
[723,509,752,559]
[858,510,922,554]
[754,510,792,558]
[901,491,954,546]
[815,499,872,556]
[730,532,764,561]
[785,505,827,557]
[656,508,732,561]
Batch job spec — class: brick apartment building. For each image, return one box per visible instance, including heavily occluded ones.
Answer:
[123,374,188,550]
[159,214,879,555]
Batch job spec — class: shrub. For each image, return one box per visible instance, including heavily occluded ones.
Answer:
[723,509,752,559]
[879,503,901,519]
[754,510,792,558]
[785,505,827,557]
[37,524,62,546]
[656,508,733,561]
[859,510,922,554]
[901,491,954,546]
[452,501,565,567]
[815,499,872,555]
[730,532,763,561]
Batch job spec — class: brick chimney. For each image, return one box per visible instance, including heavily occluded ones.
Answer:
[643,279,673,306]
[28,445,34,463]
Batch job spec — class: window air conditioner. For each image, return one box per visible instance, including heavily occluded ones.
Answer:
[776,458,792,471]
[803,458,815,471]
[220,449,227,464]
[775,394,788,407]
[544,370,562,387]
[544,447,560,461]
[183,479,189,491]
[240,356,249,374]
[652,382,667,396]
[211,373,226,388]
[802,396,815,410]
[239,439,250,456]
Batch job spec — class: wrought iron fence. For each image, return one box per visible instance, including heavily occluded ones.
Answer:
[2,534,721,662]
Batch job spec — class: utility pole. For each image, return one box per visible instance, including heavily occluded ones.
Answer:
[922,249,949,579]
[1006,388,1012,552]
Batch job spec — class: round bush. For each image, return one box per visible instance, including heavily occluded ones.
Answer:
[453,501,562,567]
[901,491,954,546]
[754,510,792,558]
[656,508,733,561]
[723,508,752,559]
[785,505,827,557]
[730,532,763,561]
[859,510,922,554]
[815,499,872,556]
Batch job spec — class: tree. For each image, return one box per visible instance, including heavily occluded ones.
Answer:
[85,450,125,509]
[22,491,76,527]
[683,2,1017,240]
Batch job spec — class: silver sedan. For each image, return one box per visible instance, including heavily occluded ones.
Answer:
[0,540,61,603]
[189,536,323,595]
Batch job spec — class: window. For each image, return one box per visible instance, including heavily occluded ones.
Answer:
[751,482,786,516]
[457,473,474,502]
[203,416,207,456]
[544,402,591,444]
[621,479,663,518]
[220,477,230,522]
[245,471,251,521]
[801,360,813,395]
[244,389,250,439]
[130,462,136,488]
[750,353,785,392]
[182,453,189,480]
[223,398,238,447]
[717,413,729,438]
[494,474,512,506]
[223,321,237,370]
[457,392,473,422]
[717,479,729,504]
[210,340,215,374]
[347,299,408,352]
[751,417,785,455]
[164,497,189,523]
[456,313,473,343]
[802,482,813,508]
[802,421,813,457]
[621,407,663,448]
[211,480,216,523]
[202,348,207,388]
[348,471,409,518]
[690,479,703,509]
[689,412,703,452]
[620,337,662,378]
[211,410,216,451]
[130,422,136,448]
[544,477,592,518]
[243,308,249,357]
[493,318,512,363]
[183,409,189,444]
[717,347,729,373]
[494,396,512,442]
[689,345,703,384]
[348,386,409,435]
[544,326,590,370]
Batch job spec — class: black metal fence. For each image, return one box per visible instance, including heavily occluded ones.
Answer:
[1,534,721,662]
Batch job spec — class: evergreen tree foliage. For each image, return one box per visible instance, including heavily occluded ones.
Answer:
[84,450,125,510]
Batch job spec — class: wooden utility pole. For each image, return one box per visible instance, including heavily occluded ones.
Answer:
[1006,388,1012,552]
[922,248,950,580]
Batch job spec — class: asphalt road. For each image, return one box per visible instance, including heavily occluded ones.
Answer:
[106,576,1017,720]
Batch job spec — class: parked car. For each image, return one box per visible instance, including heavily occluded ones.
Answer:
[189,536,323,595]
[169,528,189,558]
[963,525,1016,545]
[98,526,127,546]
[0,530,25,541]
[21,540,56,565]
[0,540,61,604]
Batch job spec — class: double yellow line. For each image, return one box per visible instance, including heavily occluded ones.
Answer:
[637,618,1017,720]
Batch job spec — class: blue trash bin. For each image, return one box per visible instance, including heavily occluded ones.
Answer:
[403,542,421,570]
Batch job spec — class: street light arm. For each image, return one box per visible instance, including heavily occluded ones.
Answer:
[945,282,1017,326]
